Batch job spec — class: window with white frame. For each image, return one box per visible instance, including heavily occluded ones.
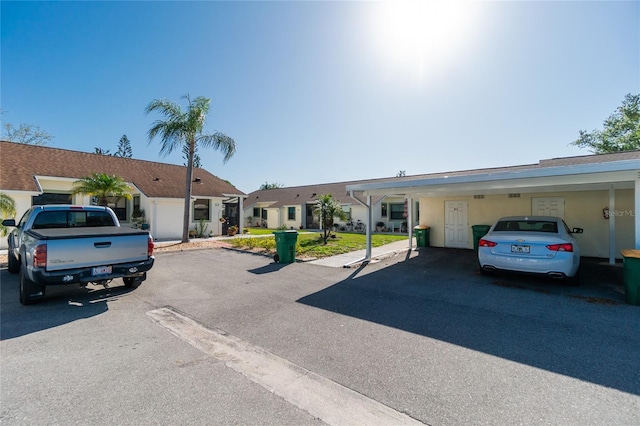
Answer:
[193,199,210,221]
[390,203,404,220]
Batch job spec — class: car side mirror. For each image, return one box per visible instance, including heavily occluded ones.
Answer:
[572,227,583,234]
[2,219,16,227]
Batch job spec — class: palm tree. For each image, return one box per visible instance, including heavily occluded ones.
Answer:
[312,194,348,244]
[0,192,17,236]
[72,173,132,206]
[145,94,236,243]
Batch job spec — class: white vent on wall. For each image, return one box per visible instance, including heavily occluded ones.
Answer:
[508,193,521,198]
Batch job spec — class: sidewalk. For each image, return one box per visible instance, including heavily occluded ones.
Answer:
[308,239,415,268]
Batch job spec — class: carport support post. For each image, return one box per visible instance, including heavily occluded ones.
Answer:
[366,195,372,261]
[407,196,413,250]
[609,186,615,265]
[239,196,244,234]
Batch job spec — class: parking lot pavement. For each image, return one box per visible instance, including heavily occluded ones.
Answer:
[312,243,626,303]
[1,246,638,425]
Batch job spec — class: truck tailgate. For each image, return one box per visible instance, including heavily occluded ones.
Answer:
[38,228,151,271]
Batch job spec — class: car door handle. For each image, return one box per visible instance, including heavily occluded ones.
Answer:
[94,242,112,248]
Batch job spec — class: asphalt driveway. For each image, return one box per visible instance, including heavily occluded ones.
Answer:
[1,245,638,425]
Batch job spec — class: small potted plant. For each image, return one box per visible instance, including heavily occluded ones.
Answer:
[227,225,238,236]
[376,221,386,232]
[132,209,145,228]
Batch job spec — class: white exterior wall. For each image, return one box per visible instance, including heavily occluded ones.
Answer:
[418,189,635,258]
[0,179,233,244]
[265,208,279,229]
[147,198,183,241]
[281,205,303,230]
[0,190,37,249]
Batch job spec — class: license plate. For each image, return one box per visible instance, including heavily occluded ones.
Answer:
[511,245,530,253]
[92,265,112,276]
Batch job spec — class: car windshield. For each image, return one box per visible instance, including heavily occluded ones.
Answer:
[493,220,557,233]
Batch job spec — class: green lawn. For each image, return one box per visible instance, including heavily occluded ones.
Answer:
[230,230,408,258]
[243,227,277,235]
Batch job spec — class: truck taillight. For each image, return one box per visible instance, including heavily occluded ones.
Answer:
[34,244,47,268]
[479,239,497,248]
[148,235,154,257]
[546,243,573,252]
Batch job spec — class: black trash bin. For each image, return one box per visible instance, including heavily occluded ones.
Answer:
[414,226,430,247]
[471,225,491,252]
[273,230,298,263]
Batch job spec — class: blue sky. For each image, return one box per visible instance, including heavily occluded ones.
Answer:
[2,1,638,193]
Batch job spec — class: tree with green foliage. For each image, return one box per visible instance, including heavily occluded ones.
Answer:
[572,93,640,153]
[0,192,17,236]
[94,147,111,155]
[312,194,348,244]
[259,182,284,190]
[72,173,132,207]
[3,122,53,145]
[146,94,236,243]
[115,135,133,158]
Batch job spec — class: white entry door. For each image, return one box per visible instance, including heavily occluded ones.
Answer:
[532,197,565,218]
[445,201,469,248]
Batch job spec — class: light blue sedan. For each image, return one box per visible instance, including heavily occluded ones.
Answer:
[478,216,583,284]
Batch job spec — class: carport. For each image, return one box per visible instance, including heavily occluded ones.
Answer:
[347,152,640,264]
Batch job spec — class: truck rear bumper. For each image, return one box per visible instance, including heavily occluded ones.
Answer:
[32,257,155,285]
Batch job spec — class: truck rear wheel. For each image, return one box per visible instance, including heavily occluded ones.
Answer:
[7,250,19,274]
[123,275,144,289]
[19,266,45,305]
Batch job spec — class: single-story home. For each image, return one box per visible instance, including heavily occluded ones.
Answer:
[347,151,640,263]
[0,141,245,248]
[243,180,412,232]
[245,151,640,262]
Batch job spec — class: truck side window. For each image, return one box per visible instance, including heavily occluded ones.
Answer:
[16,208,33,229]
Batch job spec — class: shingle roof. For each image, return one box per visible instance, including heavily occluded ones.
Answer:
[246,150,640,207]
[0,141,245,198]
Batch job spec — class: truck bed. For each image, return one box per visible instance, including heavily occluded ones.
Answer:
[27,226,150,240]
[27,226,152,272]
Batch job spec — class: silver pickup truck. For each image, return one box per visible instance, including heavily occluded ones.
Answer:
[3,205,155,305]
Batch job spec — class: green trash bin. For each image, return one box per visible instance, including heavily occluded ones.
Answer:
[621,249,640,305]
[471,225,492,252]
[273,230,298,263]
[414,226,430,247]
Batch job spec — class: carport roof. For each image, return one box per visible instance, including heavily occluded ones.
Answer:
[346,151,640,196]
[245,180,396,209]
